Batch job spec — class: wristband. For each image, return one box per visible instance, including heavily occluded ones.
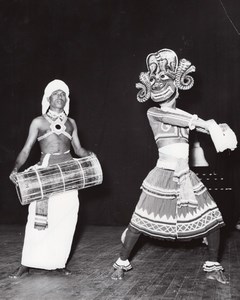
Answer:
[188,114,198,130]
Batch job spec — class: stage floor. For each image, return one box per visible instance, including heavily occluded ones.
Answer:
[0,225,240,300]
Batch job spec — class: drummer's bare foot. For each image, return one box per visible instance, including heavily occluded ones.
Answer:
[206,270,229,284]
[56,268,72,275]
[111,268,124,280]
[9,265,29,279]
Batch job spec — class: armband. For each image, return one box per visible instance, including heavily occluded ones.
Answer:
[188,114,198,130]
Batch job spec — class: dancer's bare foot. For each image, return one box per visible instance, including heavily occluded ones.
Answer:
[9,265,29,279]
[206,270,229,284]
[111,268,124,280]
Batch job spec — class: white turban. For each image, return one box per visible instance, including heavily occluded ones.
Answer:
[41,79,70,115]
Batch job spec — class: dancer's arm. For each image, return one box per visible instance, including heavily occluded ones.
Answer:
[147,106,211,132]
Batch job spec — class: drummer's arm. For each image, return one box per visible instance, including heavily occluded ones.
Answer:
[70,119,91,157]
[9,119,39,183]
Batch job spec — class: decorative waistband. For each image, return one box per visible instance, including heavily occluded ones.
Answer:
[40,150,72,167]
[41,150,70,156]
[156,152,189,175]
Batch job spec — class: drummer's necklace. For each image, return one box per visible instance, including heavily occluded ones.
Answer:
[47,109,67,122]
[46,109,68,135]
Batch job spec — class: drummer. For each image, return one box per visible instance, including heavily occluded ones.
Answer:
[9,79,91,278]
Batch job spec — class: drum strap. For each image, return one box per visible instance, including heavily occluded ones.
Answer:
[34,154,51,230]
[34,151,71,230]
[34,198,48,230]
[35,158,48,230]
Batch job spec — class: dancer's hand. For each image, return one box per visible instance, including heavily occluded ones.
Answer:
[219,123,229,133]
[205,119,216,130]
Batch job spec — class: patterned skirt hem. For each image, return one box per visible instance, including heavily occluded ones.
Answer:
[130,221,225,242]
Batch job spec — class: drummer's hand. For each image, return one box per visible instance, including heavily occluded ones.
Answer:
[82,149,93,157]
[9,169,18,185]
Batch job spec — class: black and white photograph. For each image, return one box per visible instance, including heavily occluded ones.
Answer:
[0,0,240,299]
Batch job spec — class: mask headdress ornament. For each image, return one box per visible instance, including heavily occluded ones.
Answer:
[41,79,70,115]
[136,48,196,103]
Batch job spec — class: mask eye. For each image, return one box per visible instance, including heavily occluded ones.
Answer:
[149,75,156,85]
[160,73,170,80]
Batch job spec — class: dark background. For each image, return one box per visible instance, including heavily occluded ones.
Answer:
[0,0,239,227]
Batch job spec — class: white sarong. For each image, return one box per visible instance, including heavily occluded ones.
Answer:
[21,190,79,270]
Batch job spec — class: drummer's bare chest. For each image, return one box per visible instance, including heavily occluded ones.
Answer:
[39,118,73,136]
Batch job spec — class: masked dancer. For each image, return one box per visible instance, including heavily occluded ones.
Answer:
[111,49,237,284]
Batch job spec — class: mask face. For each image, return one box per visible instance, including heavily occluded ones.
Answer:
[147,50,178,103]
[136,49,195,103]
[149,63,177,103]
